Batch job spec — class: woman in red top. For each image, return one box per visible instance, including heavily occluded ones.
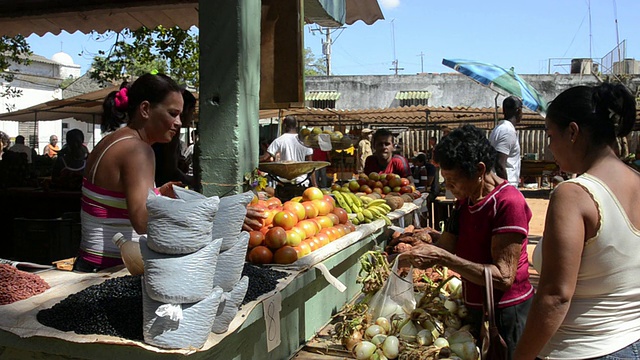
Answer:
[401,125,533,360]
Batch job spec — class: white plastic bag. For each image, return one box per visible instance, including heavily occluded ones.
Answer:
[212,191,254,251]
[212,231,250,292]
[211,276,249,334]
[367,259,416,320]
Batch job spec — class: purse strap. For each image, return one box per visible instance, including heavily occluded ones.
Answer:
[483,265,497,327]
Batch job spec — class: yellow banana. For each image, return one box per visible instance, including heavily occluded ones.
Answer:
[352,217,360,225]
[360,196,373,205]
[366,199,387,208]
[357,212,365,222]
[378,203,392,213]
[349,192,364,208]
[381,215,392,226]
[333,191,353,213]
[367,206,384,217]
[362,209,374,220]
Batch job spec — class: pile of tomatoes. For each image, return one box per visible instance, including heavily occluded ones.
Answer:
[246,187,357,265]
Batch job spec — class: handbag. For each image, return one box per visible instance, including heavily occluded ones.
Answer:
[480,265,508,360]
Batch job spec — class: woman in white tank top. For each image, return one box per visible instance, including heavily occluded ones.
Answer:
[514,84,640,359]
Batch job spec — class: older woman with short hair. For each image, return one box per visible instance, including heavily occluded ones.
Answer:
[401,125,534,360]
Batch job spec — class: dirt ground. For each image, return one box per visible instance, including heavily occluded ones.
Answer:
[526,197,549,237]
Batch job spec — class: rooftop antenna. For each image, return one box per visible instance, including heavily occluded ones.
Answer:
[389,19,403,75]
[613,0,621,61]
[417,51,425,73]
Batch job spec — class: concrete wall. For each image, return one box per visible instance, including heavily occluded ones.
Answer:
[305,73,638,110]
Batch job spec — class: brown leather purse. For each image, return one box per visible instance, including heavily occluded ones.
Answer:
[481,265,508,360]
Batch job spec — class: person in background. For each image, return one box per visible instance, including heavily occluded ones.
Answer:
[43,135,60,158]
[356,128,373,174]
[411,153,434,192]
[426,136,437,163]
[312,147,331,188]
[260,115,317,187]
[182,129,199,177]
[0,131,9,160]
[489,96,522,187]
[7,135,33,163]
[401,125,533,360]
[75,73,266,272]
[51,129,88,190]
[514,84,640,359]
[363,129,414,183]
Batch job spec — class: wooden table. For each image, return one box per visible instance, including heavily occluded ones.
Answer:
[521,160,559,188]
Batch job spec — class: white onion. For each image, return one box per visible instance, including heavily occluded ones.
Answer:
[422,320,441,339]
[382,335,400,359]
[379,299,404,319]
[376,317,391,333]
[447,330,475,345]
[448,276,463,298]
[444,299,458,313]
[450,341,480,360]
[416,329,433,346]
[353,341,377,360]
[434,337,450,348]
[371,334,387,346]
[399,321,419,342]
[371,349,389,360]
[365,324,385,339]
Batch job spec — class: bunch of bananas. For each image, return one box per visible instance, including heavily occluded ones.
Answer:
[332,191,393,226]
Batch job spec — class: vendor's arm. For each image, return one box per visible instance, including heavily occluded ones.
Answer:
[122,145,156,234]
[514,184,587,359]
[259,151,274,162]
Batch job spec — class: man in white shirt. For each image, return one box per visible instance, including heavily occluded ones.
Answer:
[489,96,522,187]
[260,116,317,187]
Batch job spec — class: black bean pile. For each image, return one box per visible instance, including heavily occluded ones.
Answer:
[242,263,289,305]
[37,275,143,341]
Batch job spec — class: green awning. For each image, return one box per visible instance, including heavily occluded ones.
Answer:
[395,91,432,100]
[306,91,341,101]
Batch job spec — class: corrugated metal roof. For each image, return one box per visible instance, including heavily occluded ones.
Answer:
[0,1,199,37]
[306,91,341,101]
[395,91,431,100]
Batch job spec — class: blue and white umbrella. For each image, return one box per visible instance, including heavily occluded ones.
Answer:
[442,58,548,115]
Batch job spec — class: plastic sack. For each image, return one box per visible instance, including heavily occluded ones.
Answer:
[367,258,416,320]
[141,236,222,303]
[212,191,254,251]
[142,278,224,349]
[213,231,249,292]
[211,276,249,334]
[146,189,220,254]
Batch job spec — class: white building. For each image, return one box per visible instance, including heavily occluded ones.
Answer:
[0,51,101,153]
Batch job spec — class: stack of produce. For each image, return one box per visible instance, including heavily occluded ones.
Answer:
[333,190,393,226]
[298,127,354,149]
[336,251,479,360]
[385,225,433,255]
[140,189,252,348]
[0,263,50,305]
[331,173,421,199]
[246,187,357,265]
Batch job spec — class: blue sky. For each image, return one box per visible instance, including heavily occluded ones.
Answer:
[26,0,639,76]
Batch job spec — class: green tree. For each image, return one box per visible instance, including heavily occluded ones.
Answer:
[304,47,327,76]
[89,26,199,88]
[0,35,32,111]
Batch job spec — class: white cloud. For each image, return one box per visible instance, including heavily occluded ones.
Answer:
[380,0,400,9]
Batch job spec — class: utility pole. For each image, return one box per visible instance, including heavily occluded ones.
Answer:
[417,52,425,73]
[389,60,404,75]
[323,29,331,76]
[389,19,403,75]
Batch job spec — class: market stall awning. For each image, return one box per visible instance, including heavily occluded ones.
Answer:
[304,0,384,27]
[305,91,341,101]
[395,91,431,100]
[0,0,199,37]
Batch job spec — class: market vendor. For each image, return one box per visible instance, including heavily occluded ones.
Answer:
[75,73,264,272]
[259,116,317,187]
[399,125,533,360]
[363,129,413,183]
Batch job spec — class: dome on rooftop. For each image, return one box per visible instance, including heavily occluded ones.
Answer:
[51,52,74,66]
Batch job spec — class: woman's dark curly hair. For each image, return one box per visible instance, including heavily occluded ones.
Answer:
[434,125,496,179]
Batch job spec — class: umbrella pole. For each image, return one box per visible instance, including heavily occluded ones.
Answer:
[494,93,499,126]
